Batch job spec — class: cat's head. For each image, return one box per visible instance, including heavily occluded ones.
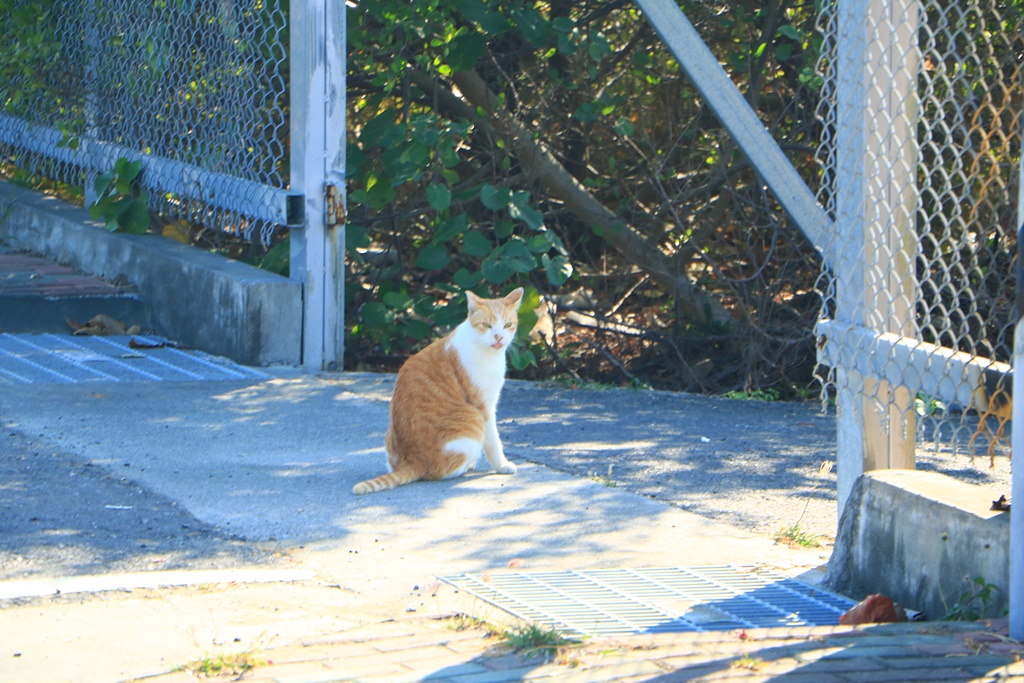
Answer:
[465,287,524,351]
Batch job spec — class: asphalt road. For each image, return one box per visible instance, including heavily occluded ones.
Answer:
[0,429,273,582]
[0,371,1011,585]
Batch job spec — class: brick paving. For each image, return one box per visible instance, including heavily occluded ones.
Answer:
[142,615,1024,683]
[0,250,129,297]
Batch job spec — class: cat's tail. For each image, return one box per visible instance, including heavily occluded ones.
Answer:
[352,466,420,495]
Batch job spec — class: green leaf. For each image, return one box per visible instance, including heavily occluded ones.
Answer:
[777,25,803,41]
[462,230,494,257]
[382,291,414,310]
[574,102,597,123]
[482,254,516,285]
[120,199,150,234]
[508,197,544,230]
[503,239,536,272]
[542,253,573,286]
[435,213,469,242]
[480,183,511,210]
[114,157,143,182]
[494,218,515,239]
[527,233,555,253]
[398,319,433,342]
[614,117,635,137]
[515,286,541,339]
[361,302,390,328]
[93,171,116,196]
[511,7,549,45]
[346,224,370,251]
[435,296,467,327]
[364,179,397,208]
[413,296,439,318]
[359,110,398,146]
[508,345,537,370]
[552,17,575,33]
[587,32,612,62]
[415,244,451,270]
[482,239,535,284]
[458,0,512,34]
[426,183,452,211]
[452,268,483,288]
[447,32,488,72]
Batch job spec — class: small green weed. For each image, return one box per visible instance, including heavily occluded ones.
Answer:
[942,576,1004,621]
[445,612,496,634]
[722,388,780,401]
[589,464,617,487]
[731,655,766,671]
[176,651,265,678]
[501,622,579,656]
[88,157,150,234]
[774,523,821,548]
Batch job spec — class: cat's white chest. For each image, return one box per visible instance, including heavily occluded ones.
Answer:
[449,323,507,409]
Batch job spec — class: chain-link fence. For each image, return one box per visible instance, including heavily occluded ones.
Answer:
[814,0,1021,487]
[0,0,296,244]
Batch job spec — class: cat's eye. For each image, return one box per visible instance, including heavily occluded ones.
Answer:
[504,322,514,329]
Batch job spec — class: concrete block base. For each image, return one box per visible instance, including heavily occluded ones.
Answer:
[0,181,301,366]
[825,469,1010,619]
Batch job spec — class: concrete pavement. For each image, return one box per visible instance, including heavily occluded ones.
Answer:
[0,246,1020,682]
[1,369,1022,681]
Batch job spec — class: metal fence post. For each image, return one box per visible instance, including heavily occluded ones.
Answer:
[1010,144,1024,640]
[833,0,920,510]
[290,0,346,370]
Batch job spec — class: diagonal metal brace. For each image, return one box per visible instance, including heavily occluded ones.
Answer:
[634,0,833,265]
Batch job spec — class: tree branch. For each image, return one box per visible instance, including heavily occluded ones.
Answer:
[448,68,733,328]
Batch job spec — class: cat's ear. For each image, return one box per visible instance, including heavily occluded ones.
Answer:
[504,287,525,309]
[466,290,484,313]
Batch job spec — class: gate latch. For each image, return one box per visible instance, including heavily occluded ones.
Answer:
[326,183,346,228]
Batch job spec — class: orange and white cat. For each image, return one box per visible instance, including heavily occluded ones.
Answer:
[352,288,524,494]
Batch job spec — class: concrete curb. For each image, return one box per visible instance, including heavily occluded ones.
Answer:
[826,469,1011,620]
[0,181,301,365]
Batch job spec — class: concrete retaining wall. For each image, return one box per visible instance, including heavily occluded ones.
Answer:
[825,469,1010,619]
[0,181,301,366]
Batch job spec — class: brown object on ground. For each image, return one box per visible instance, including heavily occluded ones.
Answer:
[991,494,1011,512]
[839,594,909,625]
[68,314,141,336]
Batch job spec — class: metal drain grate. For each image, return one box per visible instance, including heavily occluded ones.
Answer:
[0,333,267,384]
[440,566,856,637]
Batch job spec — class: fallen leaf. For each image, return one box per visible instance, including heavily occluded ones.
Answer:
[71,314,137,336]
[162,220,193,244]
[839,594,908,625]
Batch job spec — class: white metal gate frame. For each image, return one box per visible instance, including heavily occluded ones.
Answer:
[636,0,1021,638]
[0,1,345,371]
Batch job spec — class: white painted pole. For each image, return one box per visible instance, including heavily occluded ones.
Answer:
[1009,135,1024,640]
[832,0,919,511]
[290,0,346,370]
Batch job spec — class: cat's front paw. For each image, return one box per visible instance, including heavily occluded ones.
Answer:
[495,461,517,475]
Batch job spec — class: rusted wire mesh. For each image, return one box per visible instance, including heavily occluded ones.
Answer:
[814,0,1022,464]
